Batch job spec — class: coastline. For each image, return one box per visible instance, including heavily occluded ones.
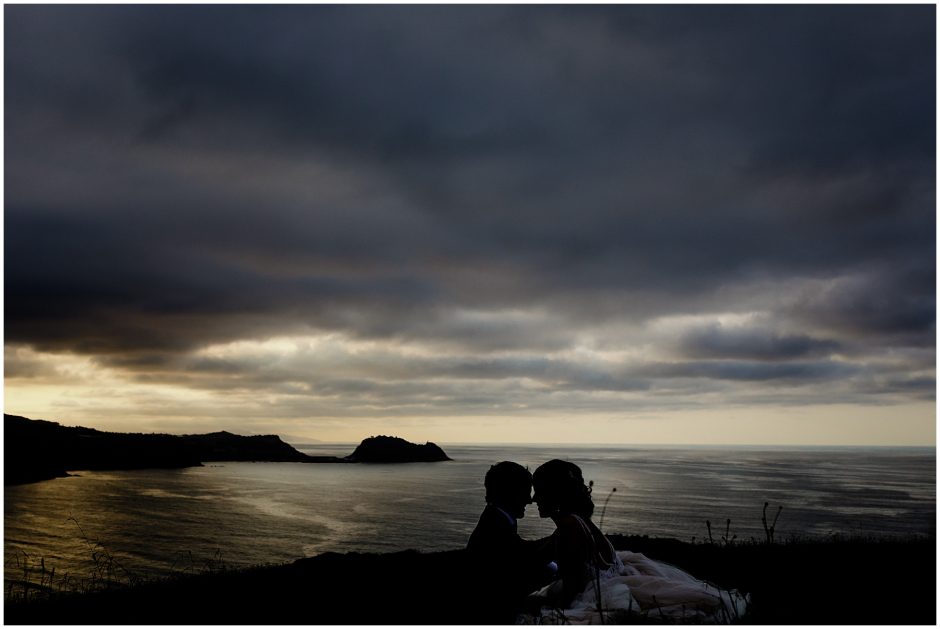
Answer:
[6,534,935,624]
[4,415,450,485]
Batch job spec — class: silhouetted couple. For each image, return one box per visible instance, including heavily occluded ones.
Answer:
[466,459,749,624]
[466,459,609,622]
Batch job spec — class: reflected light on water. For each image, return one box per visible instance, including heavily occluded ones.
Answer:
[5,445,935,593]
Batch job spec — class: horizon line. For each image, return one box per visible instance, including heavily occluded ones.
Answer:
[293,440,936,449]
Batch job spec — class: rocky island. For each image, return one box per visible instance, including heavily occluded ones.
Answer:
[3,414,450,485]
[345,435,450,463]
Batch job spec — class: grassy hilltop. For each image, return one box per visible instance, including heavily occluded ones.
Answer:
[5,534,934,624]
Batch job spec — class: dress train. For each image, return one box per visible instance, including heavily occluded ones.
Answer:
[521,550,749,624]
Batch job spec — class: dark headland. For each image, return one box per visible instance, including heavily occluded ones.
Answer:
[3,414,450,485]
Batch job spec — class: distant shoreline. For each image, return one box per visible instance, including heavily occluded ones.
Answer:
[4,414,450,486]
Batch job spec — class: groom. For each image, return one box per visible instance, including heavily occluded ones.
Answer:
[466,461,554,622]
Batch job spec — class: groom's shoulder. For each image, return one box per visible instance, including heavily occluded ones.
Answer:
[473,504,512,532]
[468,506,518,549]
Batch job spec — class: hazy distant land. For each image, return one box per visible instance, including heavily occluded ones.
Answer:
[3,414,450,485]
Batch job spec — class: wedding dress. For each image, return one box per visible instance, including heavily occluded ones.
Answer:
[520,516,749,624]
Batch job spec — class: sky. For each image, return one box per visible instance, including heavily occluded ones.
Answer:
[3,5,936,446]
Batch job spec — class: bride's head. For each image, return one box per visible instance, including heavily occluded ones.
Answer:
[532,459,594,520]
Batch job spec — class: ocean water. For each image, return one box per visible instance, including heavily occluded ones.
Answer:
[4,444,935,589]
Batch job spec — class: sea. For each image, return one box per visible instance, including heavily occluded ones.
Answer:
[4,444,936,590]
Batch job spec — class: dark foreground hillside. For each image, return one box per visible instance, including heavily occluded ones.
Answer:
[5,536,934,624]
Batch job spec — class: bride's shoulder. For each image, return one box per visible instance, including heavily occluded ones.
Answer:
[555,513,582,527]
[556,514,593,538]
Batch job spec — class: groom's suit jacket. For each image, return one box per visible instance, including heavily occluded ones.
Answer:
[467,504,523,557]
[466,505,553,622]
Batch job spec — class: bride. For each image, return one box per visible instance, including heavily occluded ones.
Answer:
[520,459,748,624]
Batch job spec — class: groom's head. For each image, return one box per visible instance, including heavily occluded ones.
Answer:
[484,461,533,520]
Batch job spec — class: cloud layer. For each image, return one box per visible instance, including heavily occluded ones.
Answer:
[5,5,935,438]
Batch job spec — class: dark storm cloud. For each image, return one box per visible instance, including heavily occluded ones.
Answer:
[787,265,936,341]
[4,5,934,410]
[677,324,841,361]
[648,359,859,383]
